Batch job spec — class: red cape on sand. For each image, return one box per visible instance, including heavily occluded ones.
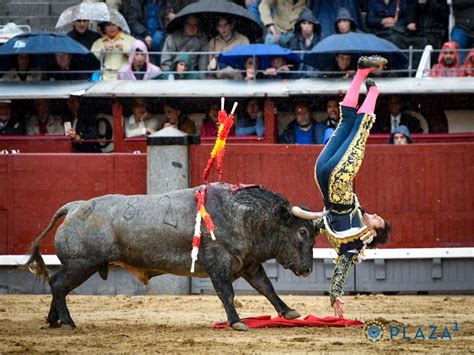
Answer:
[213,315,364,329]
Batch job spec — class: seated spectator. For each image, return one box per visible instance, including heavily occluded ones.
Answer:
[310,0,364,37]
[235,98,264,137]
[67,19,101,49]
[450,0,474,63]
[160,15,208,77]
[127,0,166,63]
[0,99,23,135]
[117,40,161,80]
[430,41,466,77]
[125,98,161,137]
[43,53,89,81]
[246,0,263,26]
[464,50,474,76]
[335,7,362,34]
[200,102,235,137]
[159,1,198,30]
[91,21,136,80]
[158,53,198,80]
[259,0,306,46]
[63,96,102,152]
[388,125,413,145]
[278,102,326,144]
[323,53,356,79]
[207,16,249,78]
[1,54,41,81]
[243,56,264,80]
[372,95,423,134]
[288,8,321,78]
[264,55,294,80]
[162,100,196,135]
[321,97,340,144]
[25,99,64,135]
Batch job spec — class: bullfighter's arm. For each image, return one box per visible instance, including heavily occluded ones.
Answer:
[329,253,355,306]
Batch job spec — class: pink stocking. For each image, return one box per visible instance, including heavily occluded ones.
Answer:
[341,68,372,108]
[357,85,379,114]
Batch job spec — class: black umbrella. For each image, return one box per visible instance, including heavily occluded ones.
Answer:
[166,0,263,43]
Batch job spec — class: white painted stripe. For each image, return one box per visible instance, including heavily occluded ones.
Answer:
[1,248,473,266]
[312,248,474,259]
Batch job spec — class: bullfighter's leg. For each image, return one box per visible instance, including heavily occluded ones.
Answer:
[206,265,248,331]
[242,264,300,320]
[48,259,98,328]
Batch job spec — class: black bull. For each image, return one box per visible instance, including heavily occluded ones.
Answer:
[26,182,320,331]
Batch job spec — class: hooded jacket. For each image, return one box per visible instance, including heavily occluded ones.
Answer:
[334,7,360,33]
[388,124,413,144]
[464,50,474,76]
[117,40,162,80]
[430,41,466,77]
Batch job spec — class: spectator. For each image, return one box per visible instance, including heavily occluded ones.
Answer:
[1,54,41,81]
[63,96,102,152]
[91,21,136,80]
[25,99,64,135]
[288,8,321,78]
[323,53,356,79]
[127,0,166,63]
[278,102,325,144]
[160,15,208,77]
[259,0,307,46]
[334,7,362,34]
[245,0,263,25]
[124,98,161,137]
[309,0,364,37]
[372,95,423,134]
[405,0,449,54]
[0,100,23,135]
[235,98,264,136]
[388,124,412,144]
[158,53,198,80]
[43,53,89,81]
[451,0,474,63]
[159,1,198,30]
[464,50,474,76]
[321,97,340,144]
[67,19,101,49]
[200,102,235,137]
[207,16,250,78]
[430,41,466,77]
[264,55,294,79]
[162,100,196,135]
[243,56,264,80]
[117,40,162,80]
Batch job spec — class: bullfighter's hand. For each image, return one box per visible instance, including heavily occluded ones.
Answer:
[332,297,345,318]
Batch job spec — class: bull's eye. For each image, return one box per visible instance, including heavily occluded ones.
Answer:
[299,228,308,238]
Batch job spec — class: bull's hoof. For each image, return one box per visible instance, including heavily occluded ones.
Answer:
[282,310,301,320]
[231,322,249,331]
[357,55,388,70]
[56,320,76,329]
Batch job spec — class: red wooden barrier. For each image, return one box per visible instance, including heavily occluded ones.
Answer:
[0,136,72,153]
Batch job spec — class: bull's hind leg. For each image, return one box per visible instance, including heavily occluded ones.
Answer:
[242,264,300,320]
[48,259,98,328]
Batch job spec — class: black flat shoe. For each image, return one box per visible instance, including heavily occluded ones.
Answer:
[365,78,377,91]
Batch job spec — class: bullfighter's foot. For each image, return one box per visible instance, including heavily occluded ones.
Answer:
[231,322,249,331]
[357,55,388,71]
[365,78,377,91]
[282,309,301,320]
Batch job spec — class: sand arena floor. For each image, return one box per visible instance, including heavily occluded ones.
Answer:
[0,294,472,353]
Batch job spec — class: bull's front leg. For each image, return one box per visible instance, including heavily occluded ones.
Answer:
[242,264,300,320]
[206,264,248,331]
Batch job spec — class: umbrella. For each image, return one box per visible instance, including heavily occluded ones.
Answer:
[55,2,109,28]
[218,44,302,70]
[304,32,409,70]
[0,32,90,55]
[55,3,130,34]
[166,0,263,43]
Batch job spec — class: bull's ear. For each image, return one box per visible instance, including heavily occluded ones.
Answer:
[272,205,292,223]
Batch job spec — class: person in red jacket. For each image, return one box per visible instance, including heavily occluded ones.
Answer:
[429,41,466,77]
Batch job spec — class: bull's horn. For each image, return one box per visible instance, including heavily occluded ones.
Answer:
[291,206,328,220]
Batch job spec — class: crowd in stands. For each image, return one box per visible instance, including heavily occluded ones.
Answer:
[0,0,472,81]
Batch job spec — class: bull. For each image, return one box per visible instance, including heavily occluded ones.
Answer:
[26,182,322,331]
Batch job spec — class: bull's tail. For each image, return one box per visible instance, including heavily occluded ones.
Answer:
[24,202,79,282]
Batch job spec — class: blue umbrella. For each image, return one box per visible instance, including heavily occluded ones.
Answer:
[218,44,302,70]
[0,32,90,55]
[304,32,408,70]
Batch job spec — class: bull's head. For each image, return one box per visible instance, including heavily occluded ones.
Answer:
[272,206,326,278]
